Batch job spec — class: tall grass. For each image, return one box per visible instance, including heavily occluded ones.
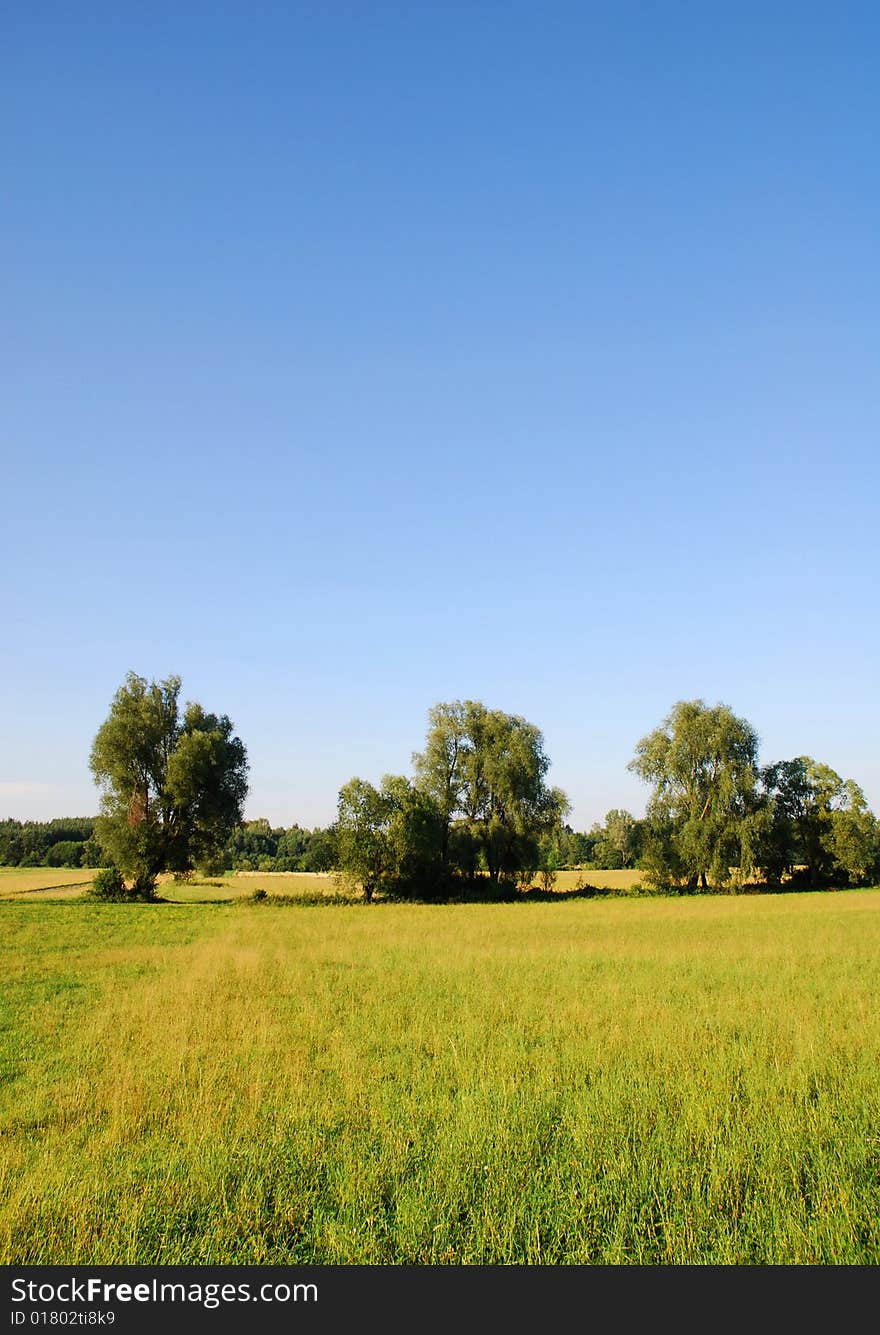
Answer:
[1,890,878,1264]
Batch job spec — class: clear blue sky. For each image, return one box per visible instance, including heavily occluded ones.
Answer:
[3,1,878,830]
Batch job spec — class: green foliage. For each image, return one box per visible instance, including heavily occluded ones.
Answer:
[89,672,248,886]
[299,825,337,872]
[629,699,762,889]
[0,818,99,867]
[591,809,641,870]
[131,872,159,900]
[196,853,228,877]
[761,759,878,887]
[44,840,84,868]
[223,820,335,872]
[537,835,560,891]
[830,781,877,883]
[557,826,601,868]
[335,777,389,900]
[89,867,157,901]
[90,867,126,900]
[335,701,571,898]
[81,837,106,868]
[412,699,571,892]
[335,775,444,900]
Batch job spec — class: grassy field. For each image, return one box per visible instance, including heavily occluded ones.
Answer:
[0,866,98,899]
[2,885,879,1264]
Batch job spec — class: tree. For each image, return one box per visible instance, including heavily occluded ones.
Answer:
[335,775,443,900]
[537,833,561,891]
[45,840,84,867]
[761,757,877,886]
[411,701,470,875]
[300,826,338,872]
[629,699,763,890]
[830,780,877,884]
[335,778,392,901]
[558,826,600,868]
[413,699,570,892]
[89,672,248,894]
[593,809,640,869]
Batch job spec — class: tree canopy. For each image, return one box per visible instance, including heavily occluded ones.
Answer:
[335,700,570,899]
[89,672,248,893]
[761,757,877,887]
[629,699,764,889]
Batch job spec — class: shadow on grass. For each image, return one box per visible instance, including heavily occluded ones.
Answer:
[5,880,872,911]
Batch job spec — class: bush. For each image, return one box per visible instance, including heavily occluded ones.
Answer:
[90,867,158,902]
[131,872,158,900]
[91,867,126,900]
[197,854,228,877]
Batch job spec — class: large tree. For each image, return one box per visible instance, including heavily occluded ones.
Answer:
[335,774,443,900]
[629,699,763,890]
[761,757,877,886]
[413,699,570,891]
[89,672,248,893]
[411,701,470,874]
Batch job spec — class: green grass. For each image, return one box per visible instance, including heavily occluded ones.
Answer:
[2,888,879,1264]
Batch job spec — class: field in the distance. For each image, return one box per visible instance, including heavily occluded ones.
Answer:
[0,866,644,904]
[214,867,644,900]
[0,867,99,899]
[2,887,879,1264]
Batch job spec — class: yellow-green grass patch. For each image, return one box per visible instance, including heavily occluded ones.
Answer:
[159,871,339,903]
[532,868,643,892]
[0,867,97,898]
[2,887,879,1264]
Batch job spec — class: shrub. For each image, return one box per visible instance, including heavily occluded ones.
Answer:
[131,872,158,900]
[90,867,157,902]
[198,854,228,877]
[91,867,126,900]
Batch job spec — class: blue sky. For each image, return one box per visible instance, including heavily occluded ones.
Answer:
[3,1,878,829]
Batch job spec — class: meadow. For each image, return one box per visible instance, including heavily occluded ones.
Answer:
[2,883,878,1264]
[0,866,99,899]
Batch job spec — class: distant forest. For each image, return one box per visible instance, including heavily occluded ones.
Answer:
[0,814,630,876]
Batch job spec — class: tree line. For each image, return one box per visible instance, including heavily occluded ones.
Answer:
[4,673,878,897]
[0,808,643,878]
[330,698,879,897]
[0,817,104,869]
[0,815,337,874]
